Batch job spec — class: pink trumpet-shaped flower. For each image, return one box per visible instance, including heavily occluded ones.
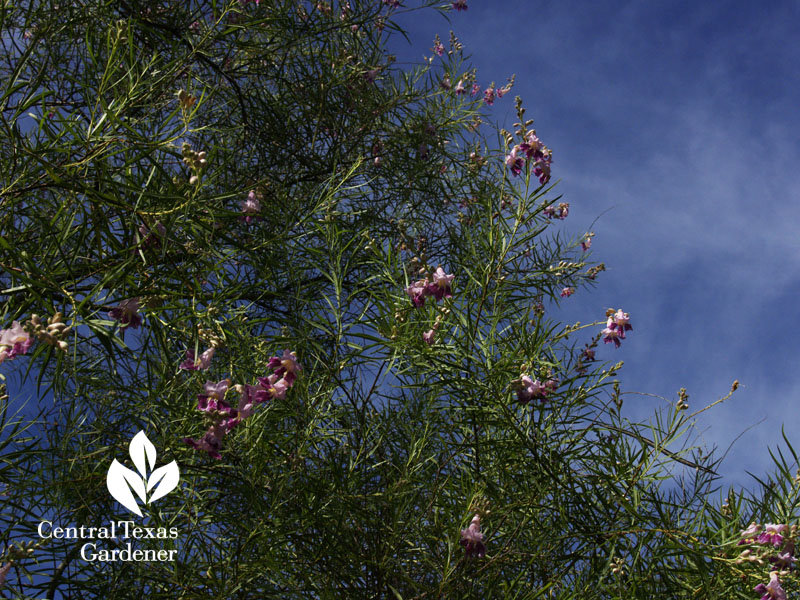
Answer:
[758,523,788,548]
[406,280,429,307]
[237,384,261,418]
[257,373,289,401]
[754,571,787,600]
[268,349,302,385]
[108,298,142,329]
[602,310,632,348]
[203,379,230,400]
[184,424,226,459]
[426,267,454,301]
[240,190,261,223]
[0,321,33,363]
[740,522,761,538]
[505,146,524,177]
[460,514,485,558]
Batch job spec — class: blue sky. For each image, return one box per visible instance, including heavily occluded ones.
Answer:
[399,0,800,487]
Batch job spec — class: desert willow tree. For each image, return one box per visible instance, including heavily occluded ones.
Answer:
[0,0,791,598]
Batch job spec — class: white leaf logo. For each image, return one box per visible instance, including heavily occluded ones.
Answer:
[107,431,180,516]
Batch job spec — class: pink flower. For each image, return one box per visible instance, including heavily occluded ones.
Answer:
[383,0,401,7]
[519,131,545,159]
[196,394,233,416]
[754,572,787,600]
[772,551,797,569]
[258,373,289,401]
[560,287,574,298]
[483,86,495,106]
[236,384,262,418]
[581,237,592,252]
[452,0,468,11]
[582,346,596,362]
[0,321,33,363]
[433,36,444,57]
[532,161,551,185]
[406,279,429,307]
[519,131,553,184]
[460,515,485,558]
[267,349,302,385]
[454,79,466,94]
[602,326,622,348]
[180,347,215,371]
[602,309,632,348]
[240,190,261,223]
[203,379,230,401]
[470,83,480,97]
[108,299,142,329]
[543,202,568,220]
[758,524,789,548]
[505,146,524,176]
[422,329,436,345]
[516,376,547,403]
[440,76,451,90]
[426,267,454,301]
[740,522,761,538]
[608,310,632,336]
[184,423,226,459]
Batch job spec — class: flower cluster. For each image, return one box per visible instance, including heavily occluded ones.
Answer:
[515,376,558,404]
[0,322,33,365]
[602,309,632,348]
[460,514,485,558]
[184,350,301,459]
[543,202,568,220]
[505,130,553,184]
[736,523,795,600]
[405,267,454,308]
[560,287,574,298]
[451,0,468,11]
